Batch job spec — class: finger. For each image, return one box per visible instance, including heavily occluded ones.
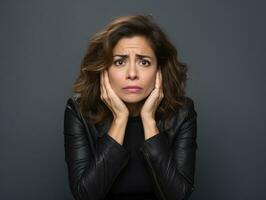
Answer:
[100,71,106,100]
[102,71,109,102]
[159,70,162,87]
[103,70,110,96]
[152,71,161,102]
[155,70,160,89]
[159,70,164,99]
[100,72,103,97]
[102,70,115,113]
[102,70,109,100]
[104,70,117,98]
[103,70,119,114]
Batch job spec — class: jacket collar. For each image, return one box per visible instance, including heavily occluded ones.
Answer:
[94,117,112,138]
[94,116,168,138]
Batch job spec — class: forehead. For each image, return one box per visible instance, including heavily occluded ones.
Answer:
[113,36,154,54]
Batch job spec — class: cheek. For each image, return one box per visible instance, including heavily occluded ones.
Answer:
[145,74,156,92]
[107,72,121,90]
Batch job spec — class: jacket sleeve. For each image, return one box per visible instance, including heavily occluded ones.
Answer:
[63,98,131,200]
[137,98,197,200]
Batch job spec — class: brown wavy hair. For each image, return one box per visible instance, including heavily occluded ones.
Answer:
[72,14,189,125]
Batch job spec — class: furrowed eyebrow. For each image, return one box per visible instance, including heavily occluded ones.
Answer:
[113,54,152,59]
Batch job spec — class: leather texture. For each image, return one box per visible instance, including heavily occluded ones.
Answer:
[63,95,198,200]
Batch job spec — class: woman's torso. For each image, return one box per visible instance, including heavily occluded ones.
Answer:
[106,115,157,200]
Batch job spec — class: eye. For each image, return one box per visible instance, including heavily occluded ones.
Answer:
[113,59,125,66]
[139,59,151,66]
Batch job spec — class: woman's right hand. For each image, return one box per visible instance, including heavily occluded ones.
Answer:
[100,69,129,121]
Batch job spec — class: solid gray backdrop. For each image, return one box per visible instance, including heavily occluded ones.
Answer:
[1,0,265,199]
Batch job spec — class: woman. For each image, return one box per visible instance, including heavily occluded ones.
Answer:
[64,14,198,200]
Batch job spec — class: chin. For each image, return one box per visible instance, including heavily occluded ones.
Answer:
[120,94,146,104]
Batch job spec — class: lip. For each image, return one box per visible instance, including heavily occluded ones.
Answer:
[123,86,143,93]
[123,88,143,93]
[123,86,143,89]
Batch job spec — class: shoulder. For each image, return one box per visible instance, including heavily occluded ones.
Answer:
[175,96,197,124]
[160,96,197,144]
[179,96,196,116]
[167,96,196,120]
[160,96,196,131]
[176,96,197,129]
[65,93,81,116]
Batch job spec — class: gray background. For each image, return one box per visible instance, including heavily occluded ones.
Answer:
[1,0,265,199]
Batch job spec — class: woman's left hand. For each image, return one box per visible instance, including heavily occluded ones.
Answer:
[140,69,164,121]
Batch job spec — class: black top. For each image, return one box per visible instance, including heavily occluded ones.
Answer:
[107,115,157,200]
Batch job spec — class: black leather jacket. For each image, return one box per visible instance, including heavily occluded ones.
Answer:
[63,95,198,200]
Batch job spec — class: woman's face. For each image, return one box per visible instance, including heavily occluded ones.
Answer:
[107,35,158,104]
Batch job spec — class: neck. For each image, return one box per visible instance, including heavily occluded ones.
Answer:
[125,100,144,117]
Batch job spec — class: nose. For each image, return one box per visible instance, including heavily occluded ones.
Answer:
[126,62,138,80]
